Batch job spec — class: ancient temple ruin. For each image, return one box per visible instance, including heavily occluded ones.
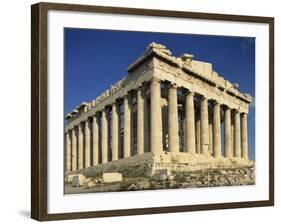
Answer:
[64,42,253,177]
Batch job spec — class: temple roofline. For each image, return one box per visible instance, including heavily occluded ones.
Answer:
[65,42,252,122]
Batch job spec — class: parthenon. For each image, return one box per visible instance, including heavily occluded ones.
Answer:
[64,42,253,176]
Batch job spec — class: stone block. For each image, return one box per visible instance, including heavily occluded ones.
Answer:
[103,173,123,183]
[137,180,150,190]
[159,174,167,181]
[152,169,170,181]
[72,174,86,187]
[82,178,92,188]
[65,174,75,184]
[154,168,169,176]
[167,175,175,181]
[87,181,96,188]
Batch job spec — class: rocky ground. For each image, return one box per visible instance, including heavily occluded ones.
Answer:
[65,165,255,194]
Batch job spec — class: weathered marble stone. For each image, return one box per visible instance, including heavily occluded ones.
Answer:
[72,174,86,187]
[65,174,75,184]
[167,175,175,181]
[87,181,96,188]
[103,173,123,183]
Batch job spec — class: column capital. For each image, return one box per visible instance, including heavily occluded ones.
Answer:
[81,117,88,123]
[76,122,83,129]
[168,82,177,89]
[187,90,195,96]
[77,122,83,131]
[85,118,91,126]
[234,109,241,114]
[111,100,118,107]
[213,100,221,106]
[136,82,143,90]
[71,126,76,133]
[200,95,208,101]
[136,85,145,97]
[124,92,131,99]
[137,86,145,98]
[223,104,232,110]
[102,107,107,113]
[101,106,110,113]
[150,77,161,84]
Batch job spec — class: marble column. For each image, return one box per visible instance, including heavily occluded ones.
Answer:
[78,123,83,169]
[200,96,209,155]
[231,115,235,156]
[234,110,241,158]
[168,83,179,153]
[241,113,249,159]
[71,128,77,171]
[101,109,108,163]
[150,78,163,153]
[195,115,201,154]
[111,102,119,161]
[84,119,91,168]
[185,91,196,153]
[213,102,222,158]
[144,90,149,152]
[65,131,71,172]
[92,114,99,165]
[137,86,144,155]
[224,107,232,158]
[209,121,213,155]
[123,95,131,158]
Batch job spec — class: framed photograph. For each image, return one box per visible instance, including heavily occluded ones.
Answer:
[31,2,274,221]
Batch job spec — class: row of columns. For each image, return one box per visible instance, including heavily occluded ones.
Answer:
[65,77,249,172]
[65,87,147,172]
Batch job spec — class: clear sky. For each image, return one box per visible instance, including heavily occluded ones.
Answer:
[64,28,255,160]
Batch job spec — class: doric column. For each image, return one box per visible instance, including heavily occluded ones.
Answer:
[231,116,235,156]
[78,123,84,169]
[200,96,209,155]
[234,110,241,158]
[209,121,213,155]
[144,90,149,152]
[224,107,232,158]
[150,77,163,153]
[92,114,99,165]
[84,119,91,168]
[71,128,77,171]
[123,95,131,158]
[213,102,222,158]
[195,115,201,154]
[168,83,179,153]
[111,102,119,161]
[65,131,71,172]
[137,86,144,155]
[101,109,108,163]
[185,91,196,153]
[241,113,249,159]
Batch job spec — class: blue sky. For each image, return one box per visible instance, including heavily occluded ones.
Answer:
[64,28,255,160]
